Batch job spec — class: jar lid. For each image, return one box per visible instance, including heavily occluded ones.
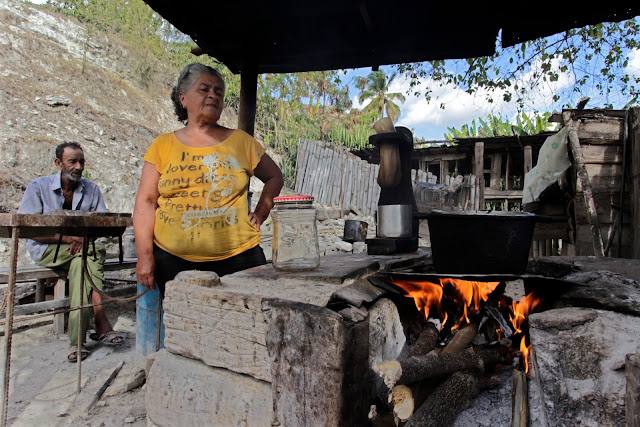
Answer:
[274,195,314,203]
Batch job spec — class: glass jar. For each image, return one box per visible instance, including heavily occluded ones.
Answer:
[271,195,320,271]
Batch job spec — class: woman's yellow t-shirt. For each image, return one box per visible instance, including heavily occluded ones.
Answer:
[143,130,265,262]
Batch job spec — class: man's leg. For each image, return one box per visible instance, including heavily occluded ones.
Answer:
[67,243,110,345]
[39,242,107,346]
[38,243,82,345]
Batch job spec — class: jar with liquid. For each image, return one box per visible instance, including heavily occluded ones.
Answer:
[271,195,320,271]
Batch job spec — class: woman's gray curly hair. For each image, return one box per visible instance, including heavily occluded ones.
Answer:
[170,63,225,122]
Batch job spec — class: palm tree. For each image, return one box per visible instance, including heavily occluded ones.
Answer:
[357,70,406,122]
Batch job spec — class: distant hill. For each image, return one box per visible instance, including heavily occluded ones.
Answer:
[0,0,238,265]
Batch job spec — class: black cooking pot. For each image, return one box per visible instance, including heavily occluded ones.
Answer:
[422,210,551,274]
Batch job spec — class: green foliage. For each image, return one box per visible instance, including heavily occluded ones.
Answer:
[357,70,406,121]
[396,18,640,112]
[444,112,558,139]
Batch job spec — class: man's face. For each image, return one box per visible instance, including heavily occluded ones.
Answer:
[55,147,85,184]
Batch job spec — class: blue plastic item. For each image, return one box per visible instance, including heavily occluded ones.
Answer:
[135,283,164,365]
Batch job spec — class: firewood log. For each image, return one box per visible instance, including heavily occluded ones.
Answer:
[404,371,501,427]
[390,385,414,424]
[407,322,439,358]
[441,321,479,354]
[389,382,435,424]
[377,345,510,389]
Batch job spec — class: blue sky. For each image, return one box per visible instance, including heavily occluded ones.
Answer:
[344,46,640,141]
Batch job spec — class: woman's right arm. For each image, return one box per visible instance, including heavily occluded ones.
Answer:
[133,161,161,289]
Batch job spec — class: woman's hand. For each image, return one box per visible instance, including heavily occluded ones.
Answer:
[248,212,262,231]
[136,253,156,290]
[133,161,161,291]
[252,154,284,223]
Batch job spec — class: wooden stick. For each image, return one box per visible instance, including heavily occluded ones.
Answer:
[511,369,528,427]
[562,111,605,257]
[86,360,125,412]
[77,238,89,394]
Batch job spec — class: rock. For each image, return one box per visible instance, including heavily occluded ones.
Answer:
[146,350,272,426]
[352,242,367,254]
[334,240,353,252]
[113,316,135,335]
[316,206,343,220]
[45,95,72,106]
[124,416,135,423]
[552,270,640,316]
[368,298,406,401]
[173,270,221,287]
[529,307,640,426]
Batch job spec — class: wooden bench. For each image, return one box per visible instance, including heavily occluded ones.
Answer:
[0,257,137,333]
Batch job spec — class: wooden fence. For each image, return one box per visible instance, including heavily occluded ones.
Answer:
[294,139,432,216]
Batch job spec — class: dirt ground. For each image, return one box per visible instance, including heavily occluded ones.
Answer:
[2,290,148,426]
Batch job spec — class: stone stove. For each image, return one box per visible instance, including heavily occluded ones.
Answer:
[144,249,429,426]
[143,251,640,426]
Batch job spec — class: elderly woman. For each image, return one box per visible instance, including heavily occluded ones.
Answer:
[134,63,283,296]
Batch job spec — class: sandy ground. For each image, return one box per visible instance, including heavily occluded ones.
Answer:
[1,297,147,426]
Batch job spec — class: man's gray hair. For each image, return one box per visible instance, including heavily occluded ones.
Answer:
[171,63,225,122]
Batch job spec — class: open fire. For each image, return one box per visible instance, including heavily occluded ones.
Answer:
[391,276,543,373]
[369,275,545,426]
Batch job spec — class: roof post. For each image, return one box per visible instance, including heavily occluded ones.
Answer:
[238,65,258,137]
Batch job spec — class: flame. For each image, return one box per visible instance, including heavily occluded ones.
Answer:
[510,292,543,373]
[389,276,543,374]
[391,278,499,330]
[391,279,443,321]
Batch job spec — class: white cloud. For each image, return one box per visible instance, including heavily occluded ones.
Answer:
[384,56,575,138]
[626,49,640,79]
[348,55,579,139]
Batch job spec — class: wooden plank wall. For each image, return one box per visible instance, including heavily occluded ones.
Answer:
[571,112,633,257]
[294,139,430,216]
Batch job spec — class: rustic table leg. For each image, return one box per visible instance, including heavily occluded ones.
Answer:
[1,227,19,426]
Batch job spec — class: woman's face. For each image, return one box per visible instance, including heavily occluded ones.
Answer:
[180,72,225,124]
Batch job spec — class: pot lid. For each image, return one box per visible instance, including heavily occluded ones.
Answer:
[274,195,314,203]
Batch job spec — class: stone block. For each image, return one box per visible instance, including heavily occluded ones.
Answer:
[146,350,273,426]
[528,307,640,426]
[162,274,346,381]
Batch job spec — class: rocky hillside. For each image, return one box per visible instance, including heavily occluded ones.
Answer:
[0,0,241,264]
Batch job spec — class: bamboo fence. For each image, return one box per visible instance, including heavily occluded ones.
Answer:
[294,139,432,216]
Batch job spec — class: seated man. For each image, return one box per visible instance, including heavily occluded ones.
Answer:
[18,141,123,362]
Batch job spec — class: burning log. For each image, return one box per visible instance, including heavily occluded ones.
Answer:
[405,370,501,427]
[407,322,439,358]
[441,321,479,354]
[377,345,510,389]
[511,369,528,427]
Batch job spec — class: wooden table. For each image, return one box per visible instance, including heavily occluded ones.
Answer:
[0,212,132,424]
